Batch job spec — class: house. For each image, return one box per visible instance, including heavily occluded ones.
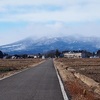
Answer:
[11,56,17,59]
[34,55,38,59]
[42,55,45,59]
[63,52,83,58]
[90,56,99,58]
[28,55,38,59]
[28,55,34,58]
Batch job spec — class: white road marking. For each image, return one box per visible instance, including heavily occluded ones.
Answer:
[54,65,69,100]
[57,71,69,100]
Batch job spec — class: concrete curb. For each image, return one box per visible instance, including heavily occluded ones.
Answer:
[53,60,69,100]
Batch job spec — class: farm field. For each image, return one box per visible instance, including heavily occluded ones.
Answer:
[54,58,100,100]
[57,58,100,82]
[0,58,43,78]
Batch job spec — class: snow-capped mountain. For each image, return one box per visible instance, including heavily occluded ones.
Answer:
[0,36,100,54]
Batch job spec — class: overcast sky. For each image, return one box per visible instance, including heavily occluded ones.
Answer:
[0,0,100,45]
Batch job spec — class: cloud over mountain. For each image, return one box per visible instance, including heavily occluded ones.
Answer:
[0,0,100,45]
[0,36,100,54]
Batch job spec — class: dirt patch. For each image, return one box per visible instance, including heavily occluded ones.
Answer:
[54,58,100,100]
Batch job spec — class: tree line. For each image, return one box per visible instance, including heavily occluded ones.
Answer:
[0,51,3,58]
[1,49,100,59]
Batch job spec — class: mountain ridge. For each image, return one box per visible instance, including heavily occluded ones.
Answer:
[0,36,100,54]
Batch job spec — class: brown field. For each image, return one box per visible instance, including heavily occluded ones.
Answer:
[0,58,43,76]
[56,58,100,82]
[54,58,100,100]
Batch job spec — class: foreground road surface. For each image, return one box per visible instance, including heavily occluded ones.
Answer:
[0,59,64,100]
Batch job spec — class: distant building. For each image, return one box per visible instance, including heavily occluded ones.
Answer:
[90,56,99,58]
[42,55,45,59]
[34,56,37,59]
[63,52,84,58]
[28,55,34,58]
[11,56,16,59]
[28,55,39,59]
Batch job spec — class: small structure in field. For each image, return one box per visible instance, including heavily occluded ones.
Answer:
[42,55,45,59]
[63,52,83,58]
[11,56,17,59]
[34,55,38,59]
[28,55,34,58]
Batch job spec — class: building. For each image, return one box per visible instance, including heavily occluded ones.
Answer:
[28,55,34,58]
[42,55,45,59]
[63,52,83,58]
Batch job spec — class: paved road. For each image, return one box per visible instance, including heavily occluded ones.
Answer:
[0,59,64,100]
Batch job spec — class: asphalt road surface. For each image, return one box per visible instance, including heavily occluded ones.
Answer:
[0,59,64,100]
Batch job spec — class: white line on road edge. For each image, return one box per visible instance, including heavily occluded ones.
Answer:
[57,71,69,100]
[54,65,69,100]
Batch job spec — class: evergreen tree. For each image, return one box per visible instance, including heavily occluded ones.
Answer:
[55,49,60,58]
[0,50,3,58]
[97,50,100,57]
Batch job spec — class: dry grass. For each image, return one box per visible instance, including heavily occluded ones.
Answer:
[0,58,43,74]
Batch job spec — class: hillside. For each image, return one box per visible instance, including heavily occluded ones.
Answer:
[0,36,100,54]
